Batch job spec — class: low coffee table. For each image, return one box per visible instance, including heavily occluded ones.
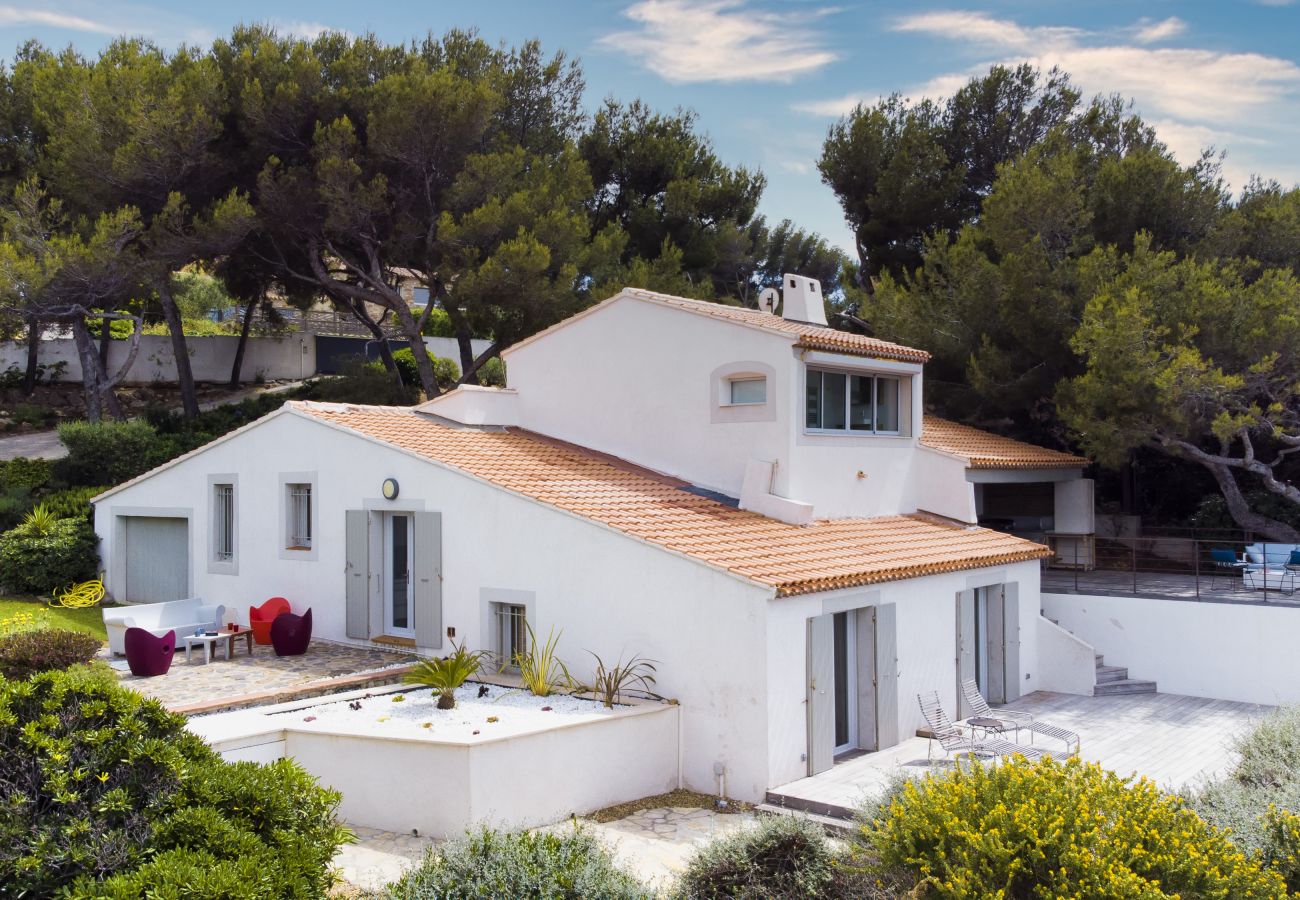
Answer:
[182,627,254,664]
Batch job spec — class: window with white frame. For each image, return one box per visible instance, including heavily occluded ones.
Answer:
[805,368,901,434]
[213,483,234,562]
[285,483,312,550]
[491,602,527,669]
[727,376,767,405]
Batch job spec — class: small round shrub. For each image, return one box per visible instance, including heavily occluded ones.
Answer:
[0,628,101,679]
[380,825,649,899]
[54,419,171,487]
[677,813,866,899]
[392,347,460,390]
[860,755,1286,898]
[0,666,349,896]
[0,515,99,595]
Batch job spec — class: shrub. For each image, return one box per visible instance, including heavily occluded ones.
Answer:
[0,484,33,532]
[392,347,460,391]
[860,755,1285,898]
[0,456,53,491]
[0,628,101,679]
[54,419,171,487]
[36,484,106,524]
[677,813,869,899]
[480,355,506,387]
[0,514,99,595]
[379,825,649,899]
[305,357,414,406]
[420,306,455,337]
[514,623,573,698]
[0,667,349,896]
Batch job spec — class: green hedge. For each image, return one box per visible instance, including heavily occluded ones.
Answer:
[0,516,98,595]
[392,347,460,390]
[54,420,176,487]
[0,666,349,897]
[380,826,650,899]
[0,457,53,491]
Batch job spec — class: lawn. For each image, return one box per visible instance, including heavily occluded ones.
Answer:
[0,596,109,641]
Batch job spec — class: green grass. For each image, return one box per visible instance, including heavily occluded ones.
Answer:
[0,596,109,641]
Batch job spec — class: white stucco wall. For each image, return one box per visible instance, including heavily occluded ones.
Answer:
[1044,592,1300,706]
[763,560,1043,788]
[910,447,978,523]
[96,409,777,799]
[1036,616,1096,696]
[503,295,966,520]
[1,334,315,384]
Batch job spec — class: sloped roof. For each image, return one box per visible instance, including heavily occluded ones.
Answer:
[921,417,1089,470]
[503,288,931,365]
[293,402,1048,596]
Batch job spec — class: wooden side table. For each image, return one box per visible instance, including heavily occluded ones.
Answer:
[182,627,255,664]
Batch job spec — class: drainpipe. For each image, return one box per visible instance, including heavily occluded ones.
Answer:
[713,760,728,809]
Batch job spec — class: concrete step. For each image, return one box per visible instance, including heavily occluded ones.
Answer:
[1095,653,1105,666]
[1095,664,1130,684]
[762,791,856,823]
[755,802,856,833]
[1093,678,1158,696]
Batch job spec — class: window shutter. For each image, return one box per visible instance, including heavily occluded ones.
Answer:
[875,603,899,749]
[413,511,442,650]
[806,614,836,775]
[956,589,976,716]
[345,510,369,640]
[1003,584,1021,703]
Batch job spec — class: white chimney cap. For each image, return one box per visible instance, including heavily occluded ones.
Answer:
[780,274,827,326]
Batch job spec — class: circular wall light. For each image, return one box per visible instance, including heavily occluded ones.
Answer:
[382,477,400,500]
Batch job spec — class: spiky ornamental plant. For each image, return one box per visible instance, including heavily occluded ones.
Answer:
[403,641,489,709]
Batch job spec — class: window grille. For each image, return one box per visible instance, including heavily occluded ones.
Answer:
[213,484,234,561]
[286,483,312,550]
[492,603,528,669]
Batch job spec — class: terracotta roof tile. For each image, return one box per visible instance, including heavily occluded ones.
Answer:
[920,417,1089,470]
[294,402,1048,596]
[617,289,931,364]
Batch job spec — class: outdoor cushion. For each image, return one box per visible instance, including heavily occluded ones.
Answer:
[1291,550,1300,568]
[124,627,175,677]
[271,609,312,657]
[1243,543,1300,567]
[250,597,291,645]
[1210,548,1239,564]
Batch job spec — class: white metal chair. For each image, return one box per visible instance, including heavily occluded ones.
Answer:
[918,691,1045,763]
[960,679,1079,757]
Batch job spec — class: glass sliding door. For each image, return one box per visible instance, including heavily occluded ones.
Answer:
[384,513,414,637]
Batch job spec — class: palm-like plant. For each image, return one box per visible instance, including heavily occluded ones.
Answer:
[22,503,59,537]
[514,623,574,698]
[584,653,658,708]
[404,641,489,709]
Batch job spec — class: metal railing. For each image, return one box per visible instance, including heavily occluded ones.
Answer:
[1041,534,1300,602]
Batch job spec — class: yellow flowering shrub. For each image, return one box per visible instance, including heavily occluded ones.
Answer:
[1264,806,1300,891]
[859,756,1287,899]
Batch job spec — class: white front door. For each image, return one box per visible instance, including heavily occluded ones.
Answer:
[384,513,414,638]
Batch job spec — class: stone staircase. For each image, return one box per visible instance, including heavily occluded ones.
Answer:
[1093,653,1157,696]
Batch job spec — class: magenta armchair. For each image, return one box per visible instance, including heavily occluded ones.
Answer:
[270,609,312,657]
[124,627,175,677]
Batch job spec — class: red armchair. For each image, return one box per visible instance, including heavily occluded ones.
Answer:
[250,597,291,645]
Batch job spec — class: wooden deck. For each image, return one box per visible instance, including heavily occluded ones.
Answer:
[1042,568,1300,606]
[767,691,1271,818]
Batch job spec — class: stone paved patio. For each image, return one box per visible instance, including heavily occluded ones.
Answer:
[109,640,416,711]
[333,807,757,893]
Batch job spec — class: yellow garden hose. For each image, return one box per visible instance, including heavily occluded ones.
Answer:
[49,578,106,609]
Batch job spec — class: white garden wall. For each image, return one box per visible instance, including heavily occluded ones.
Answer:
[1036,616,1096,696]
[1044,592,1300,706]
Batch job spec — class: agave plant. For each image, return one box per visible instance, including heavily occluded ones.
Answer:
[514,623,574,698]
[22,503,59,537]
[404,641,489,709]
[584,653,658,708]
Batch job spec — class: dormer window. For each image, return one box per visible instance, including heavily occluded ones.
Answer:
[728,376,767,405]
[806,368,901,435]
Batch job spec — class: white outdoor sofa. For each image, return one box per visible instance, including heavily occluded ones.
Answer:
[103,598,226,656]
[1241,543,1300,593]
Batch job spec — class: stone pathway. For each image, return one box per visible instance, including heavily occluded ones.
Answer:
[333,806,757,894]
[111,640,415,710]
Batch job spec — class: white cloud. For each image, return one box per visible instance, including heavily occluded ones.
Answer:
[599,0,838,83]
[0,4,118,35]
[1133,17,1186,44]
[893,11,1080,51]
[792,74,968,116]
[274,20,346,41]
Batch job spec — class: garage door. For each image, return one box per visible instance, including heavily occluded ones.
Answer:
[124,517,189,603]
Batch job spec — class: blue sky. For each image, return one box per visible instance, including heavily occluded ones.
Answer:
[3,1,1299,253]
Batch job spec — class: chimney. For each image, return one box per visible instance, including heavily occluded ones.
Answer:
[780,274,827,326]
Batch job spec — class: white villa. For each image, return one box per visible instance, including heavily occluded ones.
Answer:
[94,275,1100,803]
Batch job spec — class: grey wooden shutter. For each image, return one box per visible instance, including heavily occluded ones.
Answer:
[956,589,976,715]
[856,609,878,752]
[1003,583,1021,702]
[345,510,369,640]
[875,603,899,749]
[806,614,835,775]
[413,511,442,650]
